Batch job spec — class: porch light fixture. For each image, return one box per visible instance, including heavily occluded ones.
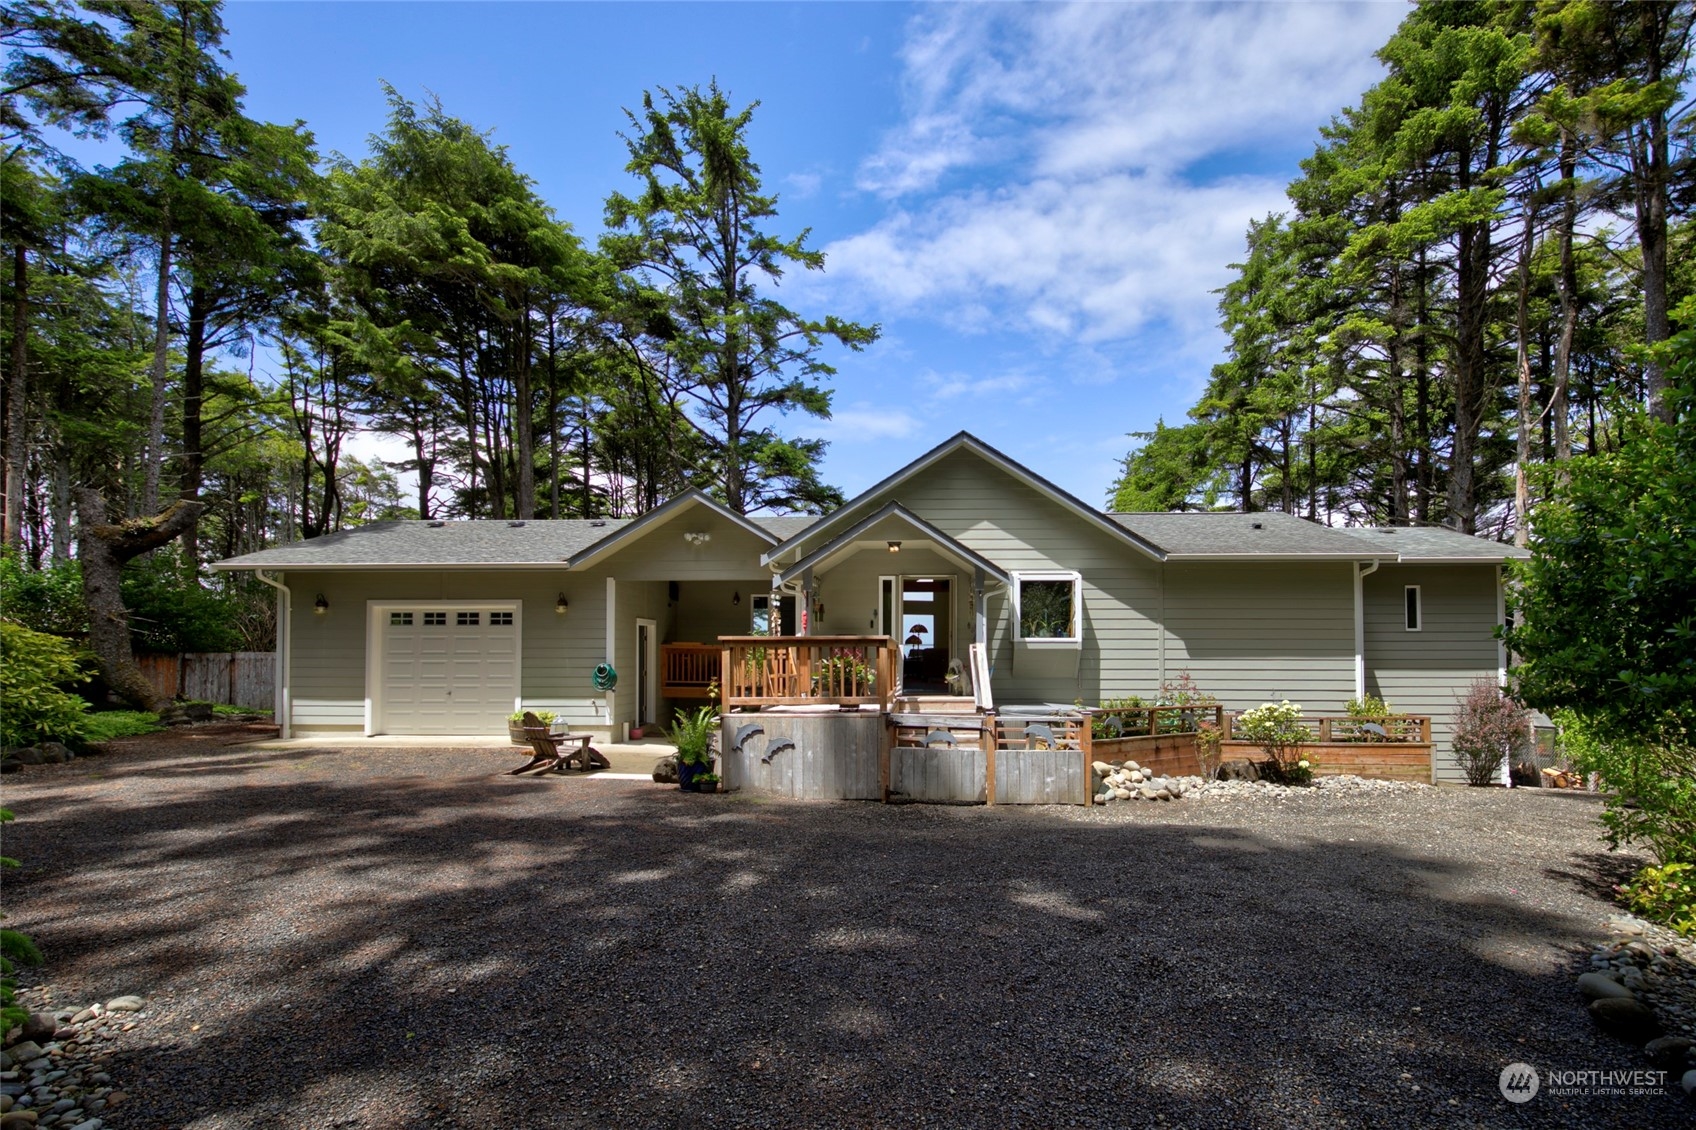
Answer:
[313,594,329,615]
[683,531,711,547]
[887,540,901,553]
[555,594,570,614]
[732,591,741,606]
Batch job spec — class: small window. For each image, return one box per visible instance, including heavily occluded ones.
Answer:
[489,611,513,626]
[457,611,481,627]
[389,612,413,626]
[751,594,772,635]
[423,612,447,626]
[1015,572,1081,642]
[1404,585,1422,632]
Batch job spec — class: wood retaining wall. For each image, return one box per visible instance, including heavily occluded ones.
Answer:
[1088,733,1204,779]
[1219,741,1433,784]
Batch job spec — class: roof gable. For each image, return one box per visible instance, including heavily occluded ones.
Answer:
[565,489,780,569]
[775,502,1013,587]
[762,432,1165,566]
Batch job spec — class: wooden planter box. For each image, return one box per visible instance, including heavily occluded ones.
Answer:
[1219,741,1433,784]
[508,722,567,745]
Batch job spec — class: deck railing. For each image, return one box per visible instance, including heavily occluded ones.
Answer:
[719,635,895,710]
[1221,713,1432,744]
[660,642,720,699]
[1088,704,1225,740]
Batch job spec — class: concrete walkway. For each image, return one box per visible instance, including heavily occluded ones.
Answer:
[242,733,678,778]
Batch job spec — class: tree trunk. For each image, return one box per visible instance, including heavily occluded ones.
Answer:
[142,205,175,516]
[1551,131,1578,462]
[74,489,204,711]
[1513,200,1535,549]
[4,243,27,550]
[177,282,211,569]
[514,309,535,520]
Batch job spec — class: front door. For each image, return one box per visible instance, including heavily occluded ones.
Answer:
[898,576,953,694]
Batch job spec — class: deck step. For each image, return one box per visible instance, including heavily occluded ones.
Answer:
[893,695,978,712]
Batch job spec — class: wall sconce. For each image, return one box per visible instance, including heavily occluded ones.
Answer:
[313,594,328,615]
[732,590,741,606]
[887,540,901,553]
[555,593,570,614]
[683,531,711,547]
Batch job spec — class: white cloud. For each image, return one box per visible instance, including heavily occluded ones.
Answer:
[921,369,1035,401]
[825,2,1406,347]
[816,403,923,444]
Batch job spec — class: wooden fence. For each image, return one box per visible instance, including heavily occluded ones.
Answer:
[137,652,274,710]
[719,636,895,709]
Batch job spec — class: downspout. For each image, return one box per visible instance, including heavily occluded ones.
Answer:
[1354,560,1381,702]
[254,570,291,739]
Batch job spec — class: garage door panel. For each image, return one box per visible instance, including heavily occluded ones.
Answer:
[378,606,519,735]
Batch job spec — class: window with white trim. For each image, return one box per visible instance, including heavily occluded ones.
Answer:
[389,612,413,626]
[1013,571,1082,643]
[423,612,447,626]
[1404,585,1422,632]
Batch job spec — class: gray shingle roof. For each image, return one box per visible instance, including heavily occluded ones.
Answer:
[215,507,1525,571]
[1110,511,1381,558]
[214,519,638,569]
[1347,525,1529,561]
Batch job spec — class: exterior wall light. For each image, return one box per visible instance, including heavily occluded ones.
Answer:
[683,531,711,546]
[732,591,741,606]
[555,594,570,614]
[887,540,901,553]
[313,594,329,615]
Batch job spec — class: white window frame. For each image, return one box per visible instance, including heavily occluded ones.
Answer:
[1404,585,1422,632]
[1011,570,1083,646]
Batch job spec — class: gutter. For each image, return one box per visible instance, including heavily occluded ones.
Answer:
[1354,559,1381,701]
[253,570,291,739]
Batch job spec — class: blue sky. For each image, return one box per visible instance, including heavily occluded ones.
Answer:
[213,0,1408,509]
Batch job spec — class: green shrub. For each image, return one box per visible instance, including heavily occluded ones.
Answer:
[508,710,558,725]
[0,621,90,748]
[82,711,164,743]
[1451,680,1530,787]
[1561,709,1696,866]
[1236,700,1309,771]
[121,550,245,654]
[0,553,88,636]
[1620,862,1696,937]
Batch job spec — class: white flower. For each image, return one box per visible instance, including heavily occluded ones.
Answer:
[1298,759,1310,769]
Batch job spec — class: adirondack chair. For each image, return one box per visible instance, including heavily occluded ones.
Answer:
[509,712,605,775]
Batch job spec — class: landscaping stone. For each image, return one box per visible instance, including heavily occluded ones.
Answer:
[1577,971,1636,1002]
[36,745,70,765]
[0,1052,40,1073]
[16,1017,54,1047]
[8,749,42,767]
[651,755,679,784]
[1645,1036,1694,1072]
[1682,1068,1696,1097]
[101,999,142,1014]
[1589,997,1664,1044]
[1217,758,1258,782]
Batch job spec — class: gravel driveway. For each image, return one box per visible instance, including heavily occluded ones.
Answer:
[3,732,1689,1129]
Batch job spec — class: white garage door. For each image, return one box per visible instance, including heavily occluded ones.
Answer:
[378,606,518,735]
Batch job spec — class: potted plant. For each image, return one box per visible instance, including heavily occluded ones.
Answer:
[694,772,722,794]
[671,706,718,792]
[508,710,560,744]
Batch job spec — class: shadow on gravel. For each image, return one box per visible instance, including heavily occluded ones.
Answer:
[3,747,1686,1130]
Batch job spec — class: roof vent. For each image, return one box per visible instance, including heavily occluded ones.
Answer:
[591,519,606,527]
[508,520,526,528]
[1251,521,1263,530]
[428,520,445,528]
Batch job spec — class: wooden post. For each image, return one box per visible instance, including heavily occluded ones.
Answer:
[1421,716,1432,744]
[1318,717,1332,742]
[880,718,891,803]
[1081,712,1093,807]
[984,711,996,806]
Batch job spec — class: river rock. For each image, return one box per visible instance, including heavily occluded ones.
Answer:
[651,755,679,784]
[37,744,70,764]
[0,1049,41,1071]
[1646,1036,1695,1072]
[8,749,42,767]
[101,998,142,1014]
[1589,997,1663,1044]
[1576,972,1634,1002]
[15,1017,54,1046]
